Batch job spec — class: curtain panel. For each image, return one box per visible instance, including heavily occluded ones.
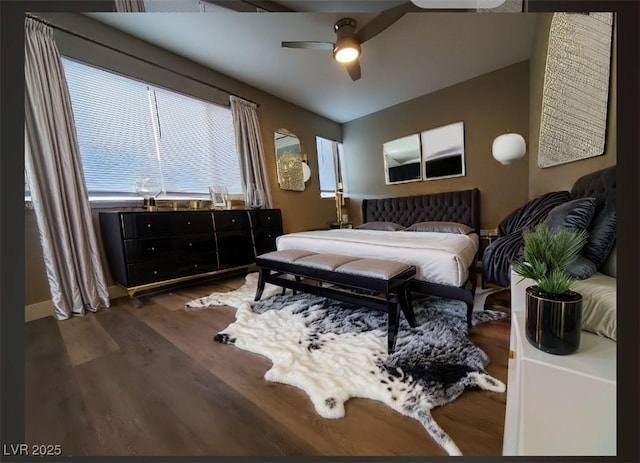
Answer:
[24,18,110,319]
[230,95,273,208]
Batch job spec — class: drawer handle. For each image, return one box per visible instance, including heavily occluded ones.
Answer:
[232,219,236,223]
[151,247,155,251]
[268,217,271,220]
[194,264,198,268]
[147,224,152,228]
[187,221,191,225]
[267,234,272,238]
[189,243,193,247]
[153,270,158,275]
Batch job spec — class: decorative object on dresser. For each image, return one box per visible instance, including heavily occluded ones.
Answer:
[99,209,282,302]
[133,177,162,211]
[187,273,507,456]
[513,224,588,355]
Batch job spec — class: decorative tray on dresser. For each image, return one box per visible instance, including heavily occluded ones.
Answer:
[503,269,616,456]
[99,208,282,302]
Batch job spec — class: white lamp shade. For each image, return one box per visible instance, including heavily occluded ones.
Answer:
[492,133,526,165]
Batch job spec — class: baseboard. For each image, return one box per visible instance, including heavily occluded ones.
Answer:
[24,285,128,322]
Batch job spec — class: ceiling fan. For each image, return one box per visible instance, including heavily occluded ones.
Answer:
[281,3,417,82]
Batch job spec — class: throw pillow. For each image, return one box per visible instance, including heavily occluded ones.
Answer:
[543,197,596,232]
[581,199,616,269]
[566,255,598,280]
[356,221,405,231]
[404,221,474,234]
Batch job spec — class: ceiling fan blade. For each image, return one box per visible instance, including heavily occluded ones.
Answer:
[345,60,361,81]
[354,3,420,44]
[281,41,334,50]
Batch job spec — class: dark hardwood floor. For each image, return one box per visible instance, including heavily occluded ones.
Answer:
[25,274,511,457]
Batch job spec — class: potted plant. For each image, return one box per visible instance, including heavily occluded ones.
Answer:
[513,224,588,355]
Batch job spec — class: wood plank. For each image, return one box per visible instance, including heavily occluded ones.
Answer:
[57,313,120,366]
[25,317,99,456]
[85,302,318,456]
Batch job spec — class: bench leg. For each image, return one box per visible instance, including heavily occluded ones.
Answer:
[466,302,473,329]
[255,268,268,301]
[399,287,417,327]
[387,295,401,354]
[291,275,301,296]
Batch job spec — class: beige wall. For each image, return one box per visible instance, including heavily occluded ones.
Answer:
[528,14,617,198]
[25,13,342,306]
[342,61,531,230]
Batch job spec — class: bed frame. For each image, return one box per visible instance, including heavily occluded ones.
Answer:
[362,188,481,327]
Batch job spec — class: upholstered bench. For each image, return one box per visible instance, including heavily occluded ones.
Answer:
[254,249,417,353]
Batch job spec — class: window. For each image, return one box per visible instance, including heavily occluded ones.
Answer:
[61,57,242,200]
[316,136,345,198]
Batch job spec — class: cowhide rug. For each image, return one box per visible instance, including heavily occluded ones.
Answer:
[186,273,507,456]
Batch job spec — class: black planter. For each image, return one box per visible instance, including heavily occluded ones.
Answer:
[525,286,582,355]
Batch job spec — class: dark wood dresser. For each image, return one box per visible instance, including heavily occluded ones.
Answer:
[99,209,282,298]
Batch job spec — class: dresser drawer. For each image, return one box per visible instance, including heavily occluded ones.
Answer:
[250,209,282,228]
[127,252,217,286]
[121,213,171,239]
[124,238,172,263]
[253,228,280,255]
[170,212,214,235]
[218,245,255,269]
[214,210,249,231]
[171,234,216,253]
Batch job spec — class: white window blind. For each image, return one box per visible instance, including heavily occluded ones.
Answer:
[316,136,345,198]
[61,57,242,199]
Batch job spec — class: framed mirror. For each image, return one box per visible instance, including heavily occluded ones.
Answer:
[420,121,465,181]
[274,128,310,191]
[382,133,422,185]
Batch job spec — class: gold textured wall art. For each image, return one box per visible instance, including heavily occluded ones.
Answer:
[538,13,613,168]
[276,151,305,192]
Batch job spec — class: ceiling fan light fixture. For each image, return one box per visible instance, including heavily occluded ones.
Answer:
[333,37,361,63]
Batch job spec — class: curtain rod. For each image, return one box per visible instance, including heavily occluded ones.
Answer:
[25,13,260,107]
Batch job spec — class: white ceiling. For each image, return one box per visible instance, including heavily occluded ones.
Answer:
[86,8,539,123]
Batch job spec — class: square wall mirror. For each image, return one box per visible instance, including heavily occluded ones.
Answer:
[420,121,465,181]
[383,133,422,185]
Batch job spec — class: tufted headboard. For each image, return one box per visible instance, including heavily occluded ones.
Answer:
[361,188,480,233]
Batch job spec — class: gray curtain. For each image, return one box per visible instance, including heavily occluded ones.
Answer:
[229,95,273,208]
[25,18,110,320]
[114,0,146,12]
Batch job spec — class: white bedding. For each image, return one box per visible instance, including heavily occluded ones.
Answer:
[276,229,479,287]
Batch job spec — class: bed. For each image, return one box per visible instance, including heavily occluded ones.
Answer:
[276,188,481,325]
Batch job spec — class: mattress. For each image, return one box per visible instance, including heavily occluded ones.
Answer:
[276,229,479,287]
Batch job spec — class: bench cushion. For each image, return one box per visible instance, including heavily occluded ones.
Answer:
[296,254,360,271]
[258,250,414,282]
[336,258,413,280]
[259,249,317,263]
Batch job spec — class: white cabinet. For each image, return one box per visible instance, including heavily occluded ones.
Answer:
[503,271,616,456]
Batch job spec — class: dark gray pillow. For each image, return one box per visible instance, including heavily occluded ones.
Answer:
[566,255,598,280]
[543,197,596,232]
[581,200,616,269]
[356,221,405,231]
[404,221,474,235]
